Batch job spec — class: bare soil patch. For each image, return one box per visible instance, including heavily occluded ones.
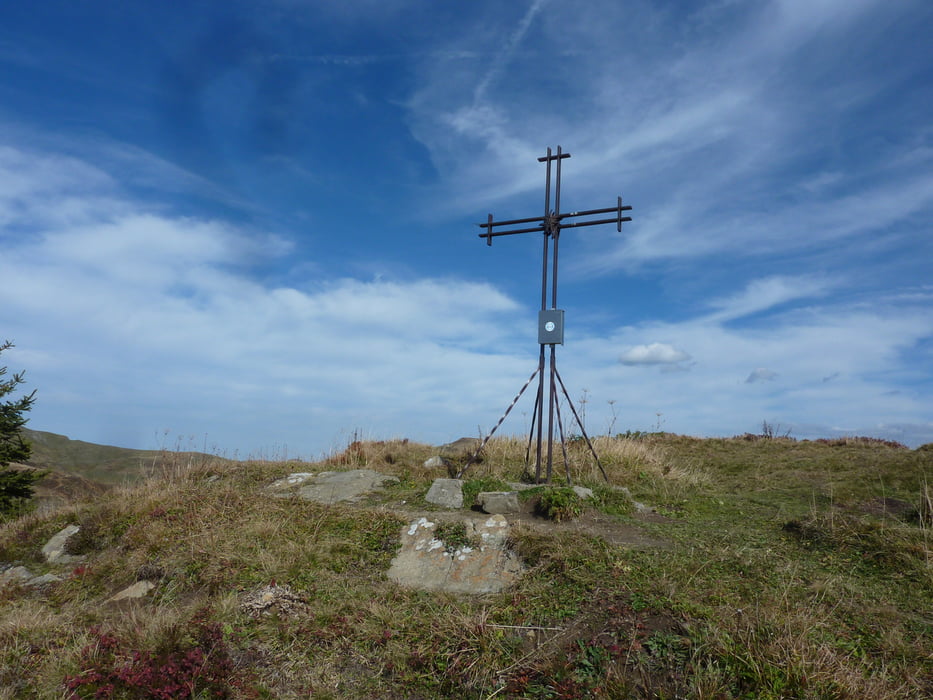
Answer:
[507,507,672,549]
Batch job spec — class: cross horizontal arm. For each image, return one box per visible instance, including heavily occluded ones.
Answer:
[477,216,632,241]
[476,214,546,229]
[476,204,632,231]
[560,215,632,230]
[538,152,571,163]
[559,204,632,219]
[477,198,633,242]
[478,224,545,240]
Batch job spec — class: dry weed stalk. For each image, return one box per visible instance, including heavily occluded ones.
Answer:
[921,479,933,569]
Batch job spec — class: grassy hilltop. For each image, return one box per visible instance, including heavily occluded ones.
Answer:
[1,433,931,698]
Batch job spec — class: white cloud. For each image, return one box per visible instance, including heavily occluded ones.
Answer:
[561,300,933,445]
[4,135,931,450]
[0,144,122,229]
[619,343,691,366]
[0,143,532,455]
[746,368,778,383]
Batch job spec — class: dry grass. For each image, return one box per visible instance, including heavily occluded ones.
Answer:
[0,434,930,698]
[455,433,707,492]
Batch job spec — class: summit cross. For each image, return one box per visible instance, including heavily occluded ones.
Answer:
[460,146,632,483]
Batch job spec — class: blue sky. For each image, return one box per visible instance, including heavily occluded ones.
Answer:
[1,0,931,457]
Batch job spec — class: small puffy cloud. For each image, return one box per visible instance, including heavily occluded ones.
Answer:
[619,342,691,366]
[746,368,778,383]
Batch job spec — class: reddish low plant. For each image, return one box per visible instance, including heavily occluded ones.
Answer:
[64,615,249,699]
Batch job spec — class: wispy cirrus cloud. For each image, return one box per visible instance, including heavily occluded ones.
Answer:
[472,0,550,103]
[704,276,835,323]
[406,0,932,280]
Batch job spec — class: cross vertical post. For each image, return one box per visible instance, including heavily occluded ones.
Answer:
[459,147,632,483]
[540,146,569,483]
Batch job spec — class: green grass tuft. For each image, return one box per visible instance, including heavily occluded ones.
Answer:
[535,487,584,522]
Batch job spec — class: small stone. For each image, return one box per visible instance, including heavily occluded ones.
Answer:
[422,456,448,469]
[572,486,594,500]
[477,491,520,514]
[611,486,653,512]
[240,584,308,619]
[425,478,463,508]
[41,524,82,564]
[107,580,156,603]
[0,566,34,586]
[437,437,481,456]
[25,573,63,587]
[0,566,62,588]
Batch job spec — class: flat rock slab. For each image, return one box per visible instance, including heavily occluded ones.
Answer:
[265,473,316,492]
[425,478,463,508]
[266,469,399,504]
[387,515,525,594]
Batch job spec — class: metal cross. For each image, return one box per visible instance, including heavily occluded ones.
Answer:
[459,146,632,483]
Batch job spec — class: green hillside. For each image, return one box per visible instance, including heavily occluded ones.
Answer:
[21,428,222,486]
